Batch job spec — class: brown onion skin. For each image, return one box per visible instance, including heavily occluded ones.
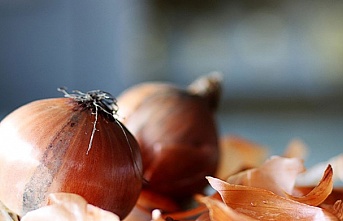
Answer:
[117,74,221,204]
[0,97,143,219]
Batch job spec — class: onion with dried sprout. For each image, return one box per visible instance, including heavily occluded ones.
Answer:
[0,89,143,219]
[117,73,221,208]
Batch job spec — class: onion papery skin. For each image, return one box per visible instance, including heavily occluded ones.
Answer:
[0,97,143,219]
[117,79,220,202]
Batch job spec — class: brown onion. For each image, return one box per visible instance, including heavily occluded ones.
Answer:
[0,89,143,219]
[117,73,221,205]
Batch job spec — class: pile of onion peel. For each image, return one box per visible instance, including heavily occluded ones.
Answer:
[138,137,343,221]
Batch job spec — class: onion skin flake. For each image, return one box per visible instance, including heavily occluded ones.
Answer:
[207,176,339,221]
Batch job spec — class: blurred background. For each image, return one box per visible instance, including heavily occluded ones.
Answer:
[1,0,343,167]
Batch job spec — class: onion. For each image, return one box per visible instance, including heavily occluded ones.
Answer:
[117,73,221,205]
[0,89,143,219]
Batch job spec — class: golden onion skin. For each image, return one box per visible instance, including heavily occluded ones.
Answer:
[0,97,143,219]
[117,74,221,202]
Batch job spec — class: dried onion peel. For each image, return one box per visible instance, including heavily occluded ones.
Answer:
[207,176,338,220]
[20,193,120,221]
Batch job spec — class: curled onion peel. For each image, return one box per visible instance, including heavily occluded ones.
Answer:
[207,176,337,221]
[21,193,120,221]
[196,195,258,221]
[0,89,143,219]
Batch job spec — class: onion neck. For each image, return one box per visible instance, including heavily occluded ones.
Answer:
[58,88,119,120]
[187,72,222,111]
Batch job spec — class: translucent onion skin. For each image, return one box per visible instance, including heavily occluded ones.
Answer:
[117,74,221,203]
[0,96,143,219]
